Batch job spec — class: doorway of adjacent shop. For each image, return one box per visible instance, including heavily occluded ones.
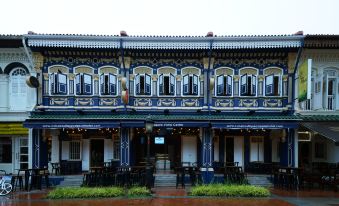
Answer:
[90,139,104,167]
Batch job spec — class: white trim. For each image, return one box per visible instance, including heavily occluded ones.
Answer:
[181,67,201,97]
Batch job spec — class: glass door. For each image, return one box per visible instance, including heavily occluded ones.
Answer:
[15,137,29,170]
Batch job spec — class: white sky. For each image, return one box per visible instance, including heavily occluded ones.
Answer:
[1,0,339,36]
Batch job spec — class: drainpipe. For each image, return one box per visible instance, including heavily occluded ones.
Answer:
[292,37,305,112]
[120,38,126,76]
[22,36,39,106]
[207,38,214,115]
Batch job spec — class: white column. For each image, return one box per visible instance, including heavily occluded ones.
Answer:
[104,138,113,162]
[294,129,299,167]
[82,139,90,171]
[28,129,33,170]
[0,75,9,111]
[234,136,244,168]
[51,130,60,163]
[213,136,219,162]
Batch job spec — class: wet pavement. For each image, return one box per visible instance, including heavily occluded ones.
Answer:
[0,188,338,206]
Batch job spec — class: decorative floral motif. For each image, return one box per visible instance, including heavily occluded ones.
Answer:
[239,99,258,107]
[75,98,94,106]
[134,98,152,107]
[50,98,69,106]
[182,98,199,107]
[157,99,176,107]
[215,99,234,107]
[99,98,118,106]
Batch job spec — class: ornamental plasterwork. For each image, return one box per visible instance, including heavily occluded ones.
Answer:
[99,67,118,74]
[93,74,99,81]
[132,58,202,67]
[134,67,152,74]
[158,67,176,74]
[43,73,49,80]
[239,68,258,75]
[49,66,69,73]
[215,68,234,76]
[233,76,240,81]
[301,50,339,66]
[282,75,288,81]
[0,49,29,63]
[263,68,283,75]
[152,75,157,81]
[74,67,93,74]
[33,52,44,71]
[99,98,118,106]
[182,98,199,107]
[119,57,131,69]
[203,57,214,69]
[69,74,75,80]
[134,98,152,107]
[157,99,176,107]
[50,97,69,106]
[263,99,282,107]
[129,74,135,81]
[258,75,265,81]
[75,98,94,106]
[181,67,200,75]
[215,58,286,67]
[199,75,204,81]
[239,99,258,107]
[215,99,234,107]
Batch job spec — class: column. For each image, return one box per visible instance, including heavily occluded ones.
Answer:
[32,129,40,168]
[280,128,295,167]
[51,130,60,163]
[294,129,298,167]
[120,128,130,166]
[201,127,213,183]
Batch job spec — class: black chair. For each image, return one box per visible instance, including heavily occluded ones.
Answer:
[51,163,60,175]
[176,167,185,188]
[12,169,24,191]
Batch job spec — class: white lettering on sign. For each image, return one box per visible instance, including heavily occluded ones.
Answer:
[153,123,184,127]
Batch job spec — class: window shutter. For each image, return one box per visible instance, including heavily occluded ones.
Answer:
[75,73,81,95]
[100,74,104,95]
[227,75,232,96]
[241,74,248,95]
[193,74,198,95]
[50,73,55,94]
[183,74,189,95]
[159,74,164,95]
[83,73,92,95]
[265,74,274,96]
[135,74,140,95]
[217,75,224,96]
[145,74,151,95]
[251,75,256,96]
[109,74,116,95]
[170,73,175,95]
[58,73,67,94]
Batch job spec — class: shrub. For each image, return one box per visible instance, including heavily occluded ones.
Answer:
[128,187,151,197]
[191,184,270,197]
[47,187,124,199]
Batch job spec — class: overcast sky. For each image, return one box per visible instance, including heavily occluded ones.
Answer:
[1,0,338,36]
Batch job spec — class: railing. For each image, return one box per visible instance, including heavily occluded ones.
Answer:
[327,95,335,110]
[299,99,312,111]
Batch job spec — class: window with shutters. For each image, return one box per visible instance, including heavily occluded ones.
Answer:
[10,68,28,110]
[182,74,199,95]
[216,75,232,96]
[159,73,175,96]
[240,74,257,96]
[265,74,280,96]
[75,73,92,95]
[135,73,151,95]
[49,73,68,95]
[100,73,117,95]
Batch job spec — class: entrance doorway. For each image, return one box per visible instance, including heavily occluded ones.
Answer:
[225,137,234,162]
[90,139,104,167]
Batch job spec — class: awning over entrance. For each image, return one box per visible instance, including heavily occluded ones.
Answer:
[0,123,28,135]
[301,122,339,144]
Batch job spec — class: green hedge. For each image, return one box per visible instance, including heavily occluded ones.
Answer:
[47,187,150,199]
[191,184,270,197]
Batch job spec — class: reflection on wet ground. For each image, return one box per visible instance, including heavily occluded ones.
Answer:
[1,188,339,206]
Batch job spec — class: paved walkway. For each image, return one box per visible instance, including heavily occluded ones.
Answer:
[0,187,338,206]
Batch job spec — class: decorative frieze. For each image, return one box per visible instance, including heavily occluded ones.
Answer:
[50,97,69,106]
[157,98,176,107]
[134,98,152,107]
[263,99,283,107]
[74,98,94,106]
[239,99,258,107]
[182,98,199,107]
[215,99,234,107]
[99,98,118,106]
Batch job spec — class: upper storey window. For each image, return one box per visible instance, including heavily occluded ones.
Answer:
[240,74,256,96]
[182,67,200,96]
[135,74,151,95]
[99,67,118,96]
[158,67,176,96]
[75,66,93,95]
[264,68,283,97]
[49,66,69,95]
[50,73,67,95]
[215,67,234,97]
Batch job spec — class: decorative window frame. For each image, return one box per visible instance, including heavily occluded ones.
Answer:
[214,67,234,97]
[239,67,258,97]
[181,67,201,97]
[263,67,283,97]
[157,67,176,97]
[98,66,119,97]
[133,66,153,97]
[74,66,94,96]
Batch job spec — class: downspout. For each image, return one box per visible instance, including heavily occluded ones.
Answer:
[291,37,305,111]
[207,39,214,115]
[22,36,39,106]
[120,38,127,111]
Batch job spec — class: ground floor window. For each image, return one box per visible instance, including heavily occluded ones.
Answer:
[69,141,81,160]
[0,137,12,163]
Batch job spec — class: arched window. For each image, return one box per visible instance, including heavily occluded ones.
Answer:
[134,67,152,96]
[10,68,27,110]
[239,68,258,96]
[158,67,176,96]
[264,67,283,97]
[215,67,234,96]
[99,67,118,96]
[74,66,94,95]
[181,67,200,96]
